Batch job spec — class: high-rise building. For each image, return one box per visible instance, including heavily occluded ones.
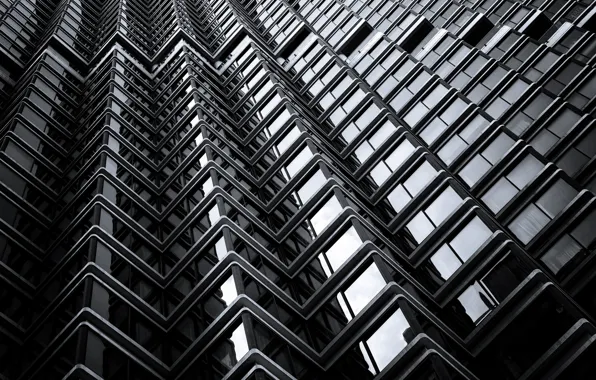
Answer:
[0,0,595,378]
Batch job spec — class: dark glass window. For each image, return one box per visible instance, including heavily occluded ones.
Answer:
[509,179,578,244]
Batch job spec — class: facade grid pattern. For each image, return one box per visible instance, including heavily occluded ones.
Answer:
[0,0,596,379]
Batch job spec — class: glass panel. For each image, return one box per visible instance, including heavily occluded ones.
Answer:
[385,140,416,170]
[220,276,238,305]
[369,121,396,148]
[459,155,491,186]
[404,102,428,126]
[387,184,411,213]
[354,142,375,162]
[438,136,466,164]
[535,179,577,218]
[420,118,448,145]
[407,212,434,243]
[450,216,492,261]
[460,114,490,143]
[222,323,249,367]
[371,162,392,185]
[276,127,301,154]
[482,177,518,213]
[286,147,313,178]
[310,196,343,235]
[298,170,327,204]
[425,187,462,225]
[507,155,543,189]
[430,245,462,280]
[483,134,514,165]
[509,204,550,244]
[366,309,410,371]
[571,210,596,247]
[403,161,437,196]
[325,227,362,271]
[458,281,497,323]
[541,234,582,274]
[441,98,467,125]
[215,235,228,260]
[344,264,386,316]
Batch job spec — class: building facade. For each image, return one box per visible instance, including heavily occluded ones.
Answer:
[0,0,596,378]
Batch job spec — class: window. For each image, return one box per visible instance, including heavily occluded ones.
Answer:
[544,60,583,96]
[406,187,463,243]
[509,179,578,244]
[319,226,362,273]
[328,88,367,126]
[218,320,250,369]
[237,68,267,98]
[376,5,408,34]
[369,139,417,186]
[523,51,560,82]
[3,141,36,173]
[389,70,432,113]
[275,126,301,155]
[403,84,449,127]
[340,102,382,144]
[370,55,414,94]
[567,73,596,110]
[506,91,554,136]
[352,120,397,164]
[20,105,49,134]
[343,263,386,316]
[429,3,458,27]
[317,75,353,108]
[465,65,508,103]
[449,54,489,91]
[302,53,334,88]
[285,146,313,178]
[529,107,581,155]
[329,14,362,47]
[364,309,411,373]
[257,94,282,119]
[503,6,531,29]
[506,40,539,70]
[354,39,391,74]
[365,0,389,21]
[556,127,596,177]
[541,209,596,276]
[388,13,418,40]
[487,0,514,23]
[458,132,515,186]
[385,160,439,213]
[558,2,588,24]
[421,36,456,68]
[485,78,530,119]
[265,109,291,137]
[435,44,472,79]
[488,32,522,61]
[438,113,491,165]
[458,281,498,323]
[450,251,532,333]
[292,42,323,75]
[297,170,327,205]
[317,7,345,37]
[310,196,343,235]
[447,8,474,34]
[418,97,468,145]
[429,216,493,281]
[482,154,544,213]
[573,37,596,64]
